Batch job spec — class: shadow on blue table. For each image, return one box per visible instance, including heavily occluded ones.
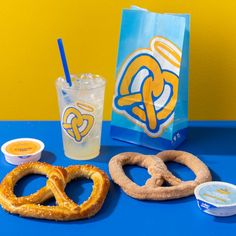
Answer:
[41,151,57,164]
[179,126,236,156]
[97,145,158,163]
[214,215,236,224]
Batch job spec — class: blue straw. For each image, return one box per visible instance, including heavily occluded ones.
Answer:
[57,38,72,87]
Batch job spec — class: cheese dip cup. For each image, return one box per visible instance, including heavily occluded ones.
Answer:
[1,138,44,165]
[194,181,236,217]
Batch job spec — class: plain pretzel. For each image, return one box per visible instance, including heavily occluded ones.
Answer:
[0,162,110,221]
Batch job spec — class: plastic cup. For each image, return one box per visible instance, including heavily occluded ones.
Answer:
[56,74,106,160]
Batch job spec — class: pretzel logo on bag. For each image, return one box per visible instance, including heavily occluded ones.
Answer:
[113,36,181,137]
[0,162,110,221]
[62,101,95,142]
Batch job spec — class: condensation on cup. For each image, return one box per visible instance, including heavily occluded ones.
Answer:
[56,73,106,160]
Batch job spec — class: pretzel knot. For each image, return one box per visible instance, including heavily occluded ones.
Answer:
[0,162,110,221]
[109,151,212,200]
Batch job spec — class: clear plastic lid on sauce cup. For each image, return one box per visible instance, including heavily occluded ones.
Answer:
[194,181,236,217]
[1,138,45,165]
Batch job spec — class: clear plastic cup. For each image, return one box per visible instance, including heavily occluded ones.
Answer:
[56,74,106,160]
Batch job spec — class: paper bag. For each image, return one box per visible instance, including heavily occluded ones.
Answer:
[111,7,190,150]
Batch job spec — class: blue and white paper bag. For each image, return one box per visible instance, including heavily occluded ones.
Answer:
[111,8,190,150]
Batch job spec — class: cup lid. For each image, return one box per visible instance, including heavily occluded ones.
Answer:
[194,181,236,207]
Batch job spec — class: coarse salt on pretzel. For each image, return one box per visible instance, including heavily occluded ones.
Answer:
[0,162,110,221]
[109,151,212,200]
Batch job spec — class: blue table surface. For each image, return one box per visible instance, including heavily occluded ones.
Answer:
[0,121,236,236]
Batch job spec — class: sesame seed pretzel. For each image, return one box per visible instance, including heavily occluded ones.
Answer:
[0,162,110,221]
[109,151,212,200]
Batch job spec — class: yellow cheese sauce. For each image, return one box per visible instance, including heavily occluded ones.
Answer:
[6,140,41,155]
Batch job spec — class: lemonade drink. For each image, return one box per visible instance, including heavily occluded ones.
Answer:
[56,74,106,160]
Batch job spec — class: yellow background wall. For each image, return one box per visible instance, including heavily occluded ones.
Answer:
[0,0,236,120]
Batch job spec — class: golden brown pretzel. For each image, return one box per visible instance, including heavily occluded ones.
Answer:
[0,162,110,221]
[109,151,212,200]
